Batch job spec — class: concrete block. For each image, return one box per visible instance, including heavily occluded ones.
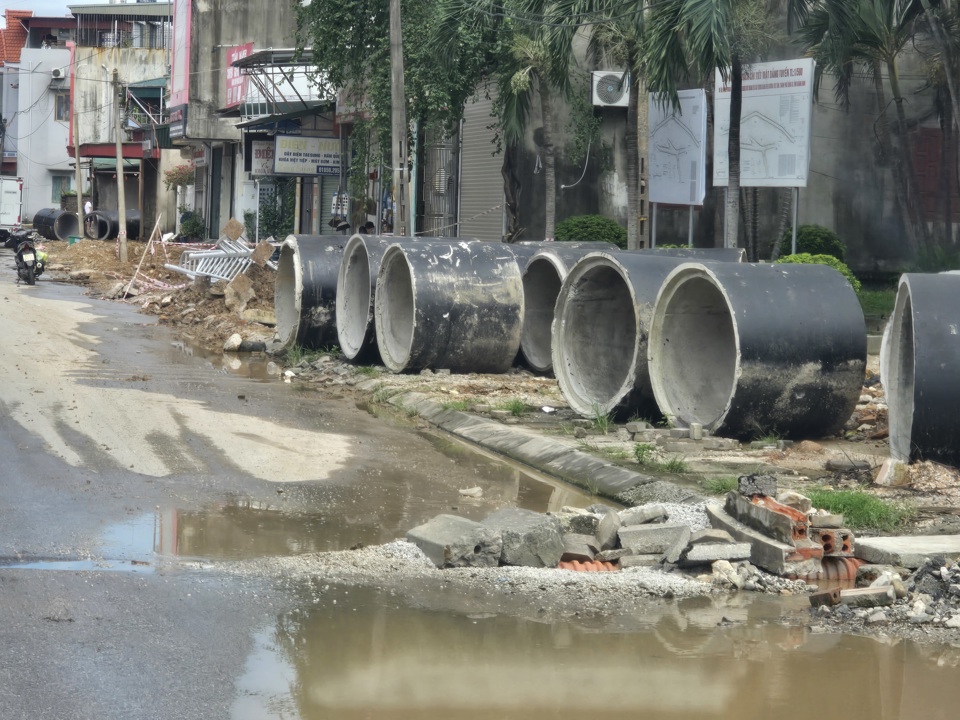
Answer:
[680,542,752,566]
[776,491,812,513]
[595,548,635,562]
[618,523,690,556]
[809,512,844,528]
[725,492,796,545]
[874,458,910,487]
[689,423,703,441]
[689,528,736,545]
[596,510,621,550]
[809,588,842,607]
[561,533,600,562]
[702,437,739,451]
[482,508,564,568]
[554,512,600,537]
[406,514,502,568]
[625,421,651,433]
[669,427,690,439]
[619,504,668,527]
[840,587,896,608]
[659,441,698,453]
[632,429,658,442]
[738,474,777,498]
[825,458,871,472]
[619,554,663,568]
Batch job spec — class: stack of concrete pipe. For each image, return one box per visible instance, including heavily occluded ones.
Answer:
[83,209,142,240]
[882,272,960,466]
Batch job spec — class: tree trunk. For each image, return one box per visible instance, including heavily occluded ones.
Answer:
[872,62,920,253]
[769,187,793,261]
[724,54,743,249]
[888,59,931,250]
[502,141,524,242]
[389,0,409,236]
[920,0,960,139]
[626,72,639,249]
[540,80,557,240]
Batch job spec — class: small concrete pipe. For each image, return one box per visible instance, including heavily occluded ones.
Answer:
[374,240,523,373]
[520,243,618,373]
[336,235,394,363]
[884,273,960,465]
[552,252,696,418]
[274,235,352,353]
[648,262,866,439]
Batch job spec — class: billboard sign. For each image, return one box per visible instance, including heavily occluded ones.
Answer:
[251,140,274,175]
[274,136,341,176]
[714,58,815,187]
[648,89,708,205]
[225,43,254,108]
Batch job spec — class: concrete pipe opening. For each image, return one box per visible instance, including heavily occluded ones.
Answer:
[375,245,416,372]
[648,268,738,429]
[552,256,638,416]
[521,253,565,373]
[274,237,305,352]
[336,235,391,362]
[85,211,112,240]
[649,262,866,439]
[53,211,80,241]
[885,273,960,465]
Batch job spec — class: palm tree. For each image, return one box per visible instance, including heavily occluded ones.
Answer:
[800,0,934,252]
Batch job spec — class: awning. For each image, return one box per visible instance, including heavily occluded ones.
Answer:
[128,77,167,101]
[235,101,336,130]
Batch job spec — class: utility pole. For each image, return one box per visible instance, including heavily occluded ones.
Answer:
[113,68,128,262]
[73,71,84,239]
[389,0,408,236]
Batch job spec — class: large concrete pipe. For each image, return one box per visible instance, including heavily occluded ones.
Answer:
[54,210,80,241]
[553,252,695,418]
[640,247,747,262]
[274,235,351,353]
[84,210,141,240]
[884,273,960,465]
[524,245,738,375]
[520,243,618,373]
[33,208,64,240]
[648,262,866,439]
[336,235,395,363]
[374,241,523,373]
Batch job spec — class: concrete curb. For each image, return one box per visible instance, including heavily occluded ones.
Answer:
[390,392,660,498]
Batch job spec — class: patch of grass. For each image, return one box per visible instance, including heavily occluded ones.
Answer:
[442,399,471,411]
[597,446,631,461]
[858,288,896,318]
[354,365,379,376]
[805,488,914,531]
[659,456,689,474]
[372,385,402,404]
[634,442,656,464]
[284,344,312,366]
[703,476,739,495]
[500,398,527,417]
[591,403,613,434]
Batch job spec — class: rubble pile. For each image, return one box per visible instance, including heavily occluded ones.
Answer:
[405,499,809,595]
[810,558,960,634]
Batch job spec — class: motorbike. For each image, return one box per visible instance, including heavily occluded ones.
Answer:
[14,233,44,286]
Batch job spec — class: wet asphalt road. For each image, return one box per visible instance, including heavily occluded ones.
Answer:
[0,267,586,719]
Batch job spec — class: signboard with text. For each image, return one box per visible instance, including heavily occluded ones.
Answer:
[648,89,708,205]
[225,43,254,108]
[714,58,815,187]
[273,135,341,176]
[251,140,274,175]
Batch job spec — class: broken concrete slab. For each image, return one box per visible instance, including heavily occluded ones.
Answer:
[554,511,600,537]
[596,510,621,550]
[561,533,600,562]
[595,548,635,562]
[688,528,736,545]
[855,535,960,569]
[406,514,502,568]
[619,504,668,526]
[840,587,896,608]
[620,554,663,568]
[680,542,752,566]
[619,523,691,556]
[706,503,822,578]
[482,508,564,568]
[809,512,844,529]
[725,492,802,546]
[809,588,842,607]
[738,474,777,498]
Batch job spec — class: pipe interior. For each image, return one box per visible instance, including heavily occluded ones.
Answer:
[53,213,79,241]
[521,257,563,371]
[887,287,915,462]
[654,275,737,426]
[559,265,636,410]
[338,243,372,357]
[274,243,301,349]
[377,250,415,371]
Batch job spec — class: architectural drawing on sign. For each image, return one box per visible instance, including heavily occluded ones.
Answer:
[739,111,798,179]
[648,89,708,205]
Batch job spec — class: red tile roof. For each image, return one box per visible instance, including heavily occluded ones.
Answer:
[1,10,34,65]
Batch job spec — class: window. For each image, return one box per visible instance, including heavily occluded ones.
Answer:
[51,174,72,202]
[55,92,70,122]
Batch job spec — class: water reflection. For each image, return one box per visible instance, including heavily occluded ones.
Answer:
[232,586,960,720]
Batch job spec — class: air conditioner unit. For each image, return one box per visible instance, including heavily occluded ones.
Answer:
[592,71,630,107]
[51,67,65,80]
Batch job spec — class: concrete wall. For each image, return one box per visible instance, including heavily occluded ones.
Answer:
[16,49,72,220]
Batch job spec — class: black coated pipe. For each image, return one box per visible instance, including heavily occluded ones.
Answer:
[374,241,523,373]
[33,208,72,241]
[520,243,618,373]
[552,251,696,418]
[648,262,866,439]
[274,235,352,352]
[84,210,141,240]
[884,273,960,465]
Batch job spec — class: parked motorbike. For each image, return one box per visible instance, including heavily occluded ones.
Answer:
[14,233,44,286]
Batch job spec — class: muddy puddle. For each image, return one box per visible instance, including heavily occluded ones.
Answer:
[231,585,960,720]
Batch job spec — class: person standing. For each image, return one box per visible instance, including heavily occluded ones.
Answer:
[84,199,93,216]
